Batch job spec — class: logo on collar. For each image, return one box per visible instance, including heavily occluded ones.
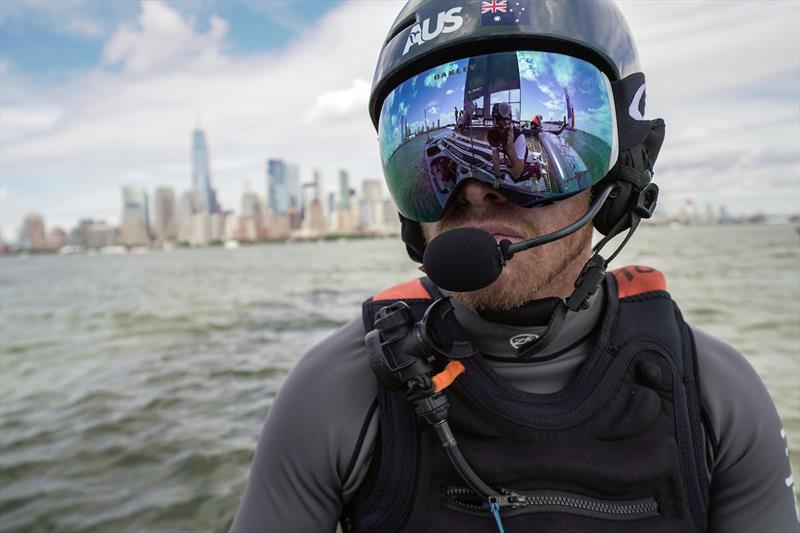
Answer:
[402,7,464,56]
[509,333,540,350]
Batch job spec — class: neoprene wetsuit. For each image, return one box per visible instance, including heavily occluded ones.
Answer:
[231,278,799,532]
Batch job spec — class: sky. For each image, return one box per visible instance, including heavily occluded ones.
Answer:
[1,0,798,242]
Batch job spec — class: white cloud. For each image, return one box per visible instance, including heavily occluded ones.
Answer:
[537,83,557,101]
[101,1,228,74]
[302,78,370,123]
[0,105,64,143]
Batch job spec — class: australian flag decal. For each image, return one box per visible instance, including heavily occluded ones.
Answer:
[480,0,529,26]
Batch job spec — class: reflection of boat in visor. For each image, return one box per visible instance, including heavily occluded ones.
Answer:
[538,130,590,193]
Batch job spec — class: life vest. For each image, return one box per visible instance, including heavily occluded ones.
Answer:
[343,267,710,532]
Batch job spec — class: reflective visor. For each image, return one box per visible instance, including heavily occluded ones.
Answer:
[378,51,618,222]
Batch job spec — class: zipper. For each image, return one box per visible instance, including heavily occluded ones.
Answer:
[444,486,659,521]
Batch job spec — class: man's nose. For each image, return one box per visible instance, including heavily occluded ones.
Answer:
[457,179,510,208]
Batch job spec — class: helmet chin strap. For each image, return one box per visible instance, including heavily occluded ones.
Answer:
[506,179,659,360]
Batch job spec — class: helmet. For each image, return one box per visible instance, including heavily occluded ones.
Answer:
[370,0,665,263]
[491,102,513,122]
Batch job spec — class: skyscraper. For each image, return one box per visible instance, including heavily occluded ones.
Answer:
[119,186,150,246]
[287,164,301,210]
[312,169,324,202]
[192,129,217,214]
[359,179,384,231]
[338,170,351,210]
[18,214,48,251]
[267,159,289,215]
[153,187,177,242]
[241,191,261,218]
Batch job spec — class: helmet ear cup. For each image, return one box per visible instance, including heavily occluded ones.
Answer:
[592,170,634,236]
[400,214,426,263]
[592,118,665,236]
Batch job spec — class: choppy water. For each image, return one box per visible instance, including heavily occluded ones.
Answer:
[1,225,798,531]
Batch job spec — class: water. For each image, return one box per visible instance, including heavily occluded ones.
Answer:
[1,225,798,531]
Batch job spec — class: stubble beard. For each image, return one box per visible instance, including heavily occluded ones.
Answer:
[421,194,594,310]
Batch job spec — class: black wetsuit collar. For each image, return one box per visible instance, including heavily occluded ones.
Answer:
[476,297,560,327]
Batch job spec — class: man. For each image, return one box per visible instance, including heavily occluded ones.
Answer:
[232,1,799,531]
[488,102,527,182]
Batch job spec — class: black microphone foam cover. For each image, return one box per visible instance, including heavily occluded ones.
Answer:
[423,228,503,292]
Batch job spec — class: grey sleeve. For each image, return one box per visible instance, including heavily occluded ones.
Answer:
[694,326,800,533]
[230,318,380,533]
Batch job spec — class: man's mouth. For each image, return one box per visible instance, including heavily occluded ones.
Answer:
[464,224,524,244]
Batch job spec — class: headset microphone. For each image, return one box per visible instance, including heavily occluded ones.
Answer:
[423,185,616,293]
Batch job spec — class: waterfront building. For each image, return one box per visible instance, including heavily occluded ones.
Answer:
[358,197,375,231]
[241,216,260,241]
[48,227,67,250]
[119,186,150,247]
[287,207,302,231]
[176,190,199,243]
[312,169,324,203]
[192,129,218,214]
[224,214,241,241]
[239,189,264,240]
[241,191,261,218]
[335,169,357,233]
[287,164,301,210]
[358,179,384,232]
[85,221,116,249]
[190,212,211,246]
[327,192,336,217]
[210,212,227,242]
[267,159,289,215]
[153,187,177,242]
[382,198,401,234]
[18,214,48,251]
[69,219,91,248]
[362,179,382,203]
[338,170,351,210]
[303,198,326,237]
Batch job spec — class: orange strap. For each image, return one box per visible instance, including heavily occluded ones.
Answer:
[610,265,666,299]
[432,360,465,392]
[373,278,431,301]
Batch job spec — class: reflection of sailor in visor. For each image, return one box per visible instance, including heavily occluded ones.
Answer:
[531,114,543,136]
[430,155,457,193]
[488,102,526,182]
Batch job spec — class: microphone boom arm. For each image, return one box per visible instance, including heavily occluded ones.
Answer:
[499,185,616,261]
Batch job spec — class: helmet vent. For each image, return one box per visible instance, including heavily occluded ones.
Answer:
[385,13,419,45]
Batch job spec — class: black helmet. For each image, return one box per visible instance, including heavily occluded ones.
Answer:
[371,0,665,262]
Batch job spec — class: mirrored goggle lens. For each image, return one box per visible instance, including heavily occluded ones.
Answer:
[378,51,618,222]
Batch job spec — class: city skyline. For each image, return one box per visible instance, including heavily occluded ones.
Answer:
[7,124,402,252]
[1,1,798,241]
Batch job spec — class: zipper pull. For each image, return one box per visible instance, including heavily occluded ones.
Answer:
[488,497,506,533]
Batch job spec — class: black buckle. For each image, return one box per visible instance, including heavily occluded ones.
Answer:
[566,254,606,312]
[635,181,659,219]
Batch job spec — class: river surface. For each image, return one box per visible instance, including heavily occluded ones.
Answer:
[1,224,798,531]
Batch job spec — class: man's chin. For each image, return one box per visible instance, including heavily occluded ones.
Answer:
[450,266,544,311]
